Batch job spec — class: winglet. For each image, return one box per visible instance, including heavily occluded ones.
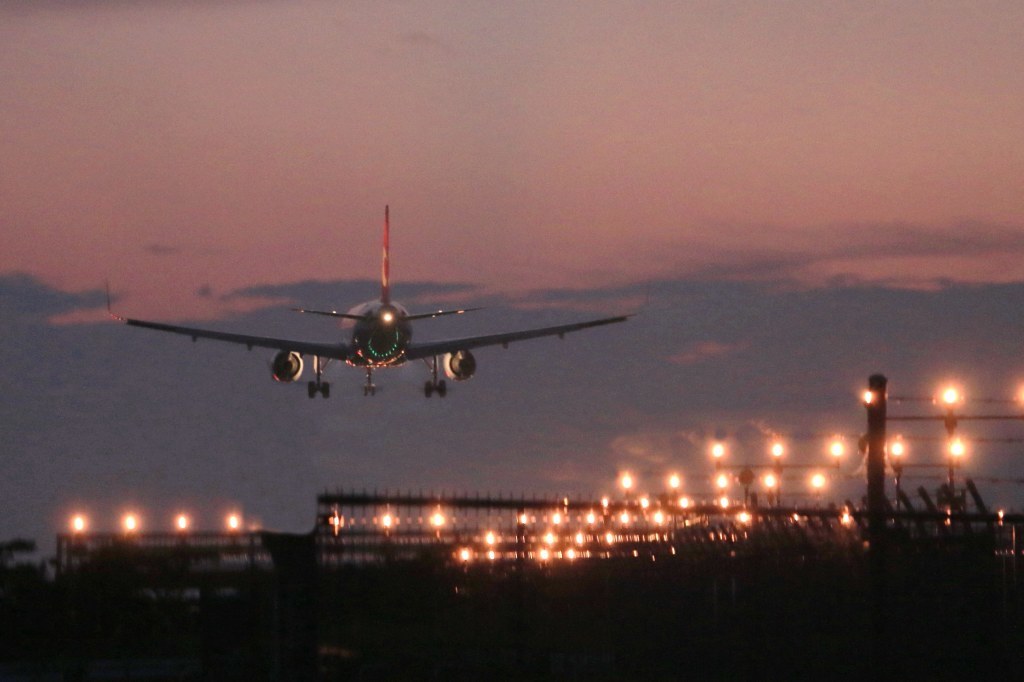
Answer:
[381,205,391,305]
[105,280,125,321]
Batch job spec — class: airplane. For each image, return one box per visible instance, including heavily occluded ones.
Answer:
[109,207,630,398]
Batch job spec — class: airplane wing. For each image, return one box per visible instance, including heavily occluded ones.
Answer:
[116,316,352,360]
[404,314,630,361]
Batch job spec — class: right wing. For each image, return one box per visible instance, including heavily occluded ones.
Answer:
[404,314,630,361]
[114,315,352,360]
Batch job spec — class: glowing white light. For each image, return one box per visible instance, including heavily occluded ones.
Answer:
[123,514,138,533]
[539,548,550,561]
[459,548,471,562]
[71,515,86,533]
[830,439,844,458]
[552,512,562,525]
[381,311,394,323]
[586,511,597,525]
[711,442,725,459]
[771,442,784,458]
[485,531,496,546]
[227,514,241,531]
[715,473,730,490]
[719,496,730,509]
[653,511,665,525]
[639,497,650,509]
[544,531,556,546]
[566,548,577,560]
[863,390,875,405]
[517,513,528,525]
[668,473,682,489]
[949,438,966,458]
[487,550,496,560]
[890,440,905,457]
[841,511,852,526]
[381,513,393,529]
[619,511,630,524]
[763,473,778,489]
[737,511,751,524]
[431,511,446,527]
[941,387,960,405]
[620,473,634,490]
[574,532,585,545]
[604,531,615,544]
[678,496,691,509]
[810,473,827,490]
[600,497,609,509]
[176,514,189,531]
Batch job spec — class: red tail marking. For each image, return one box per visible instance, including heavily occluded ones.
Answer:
[381,205,391,304]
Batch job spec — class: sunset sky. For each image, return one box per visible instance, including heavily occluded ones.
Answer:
[3,1,1024,553]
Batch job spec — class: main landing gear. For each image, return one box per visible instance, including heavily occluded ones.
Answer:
[308,356,330,399]
[364,368,377,396]
[423,356,447,398]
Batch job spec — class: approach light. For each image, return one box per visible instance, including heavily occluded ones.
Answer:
[653,511,665,525]
[459,548,471,562]
[431,511,446,528]
[71,515,86,533]
[620,472,634,491]
[619,511,630,524]
[600,497,610,509]
[678,496,691,509]
[487,550,496,561]
[123,513,139,533]
[719,496,730,509]
[176,514,189,531]
[763,473,778,489]
[539,548,550,561]
[941,387,960,406]
[810,473,827,491]
[668,473,682,490]
[771,442,784,458]
[639,497,650,510]
[715,473,730,490]
[949,438,966,458]
[575,532,585,545]
[605,531,615,544]
[544,532,556,546]
[227,514,241,531]
[566,548,577,560]
[552,512,562,525]
[586,511,597,525]
[381,513,394,529]
[737,511,752,524]
[890,439,905,458]
[711,442,726,459]
[829,439,844,459]
[485,531,496,546]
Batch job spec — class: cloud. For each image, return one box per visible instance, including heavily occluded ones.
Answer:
[669,340,748,366]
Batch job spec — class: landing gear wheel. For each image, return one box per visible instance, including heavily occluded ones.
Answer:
[307,381,317,399]
[424,381,434,398]
[321,382,330,399]
[437,380,447,398]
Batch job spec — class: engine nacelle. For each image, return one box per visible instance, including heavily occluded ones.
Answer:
[442,350,476,382]
[271,351,304,383]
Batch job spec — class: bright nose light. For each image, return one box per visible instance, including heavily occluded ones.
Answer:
[381,311,394,323]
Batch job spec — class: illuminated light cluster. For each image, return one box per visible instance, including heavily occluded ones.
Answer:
[715,473,730,490]
[381,513,394,529]
[763,473,778,489]
[619,472,634,491]
[941,386,961,406]
[889,439,905,458]
[431,511,446,528]
[949,438,966,458]
[810,473,827,491]
[829,439,845,459]
[586,511,597,525]
[619,511,630,525]
[459,548,471,562]
[653,511,665,525]
[841,510,853,526]
[485,531,496,546]
[639,497,650,510]
[668,473,682,489]
[711,442,726,459]
[718,497,730,509]
[678,496,691,509]
[69,511,250,533]
[552,512,563,525]
[770,442,785,458]
[737,511,752,524]
[544,531,556,546]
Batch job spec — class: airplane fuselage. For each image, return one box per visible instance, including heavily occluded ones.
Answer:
[345,300,412,367]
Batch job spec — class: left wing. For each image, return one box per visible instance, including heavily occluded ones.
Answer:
[114,316,352,360]
[404,314,630,361]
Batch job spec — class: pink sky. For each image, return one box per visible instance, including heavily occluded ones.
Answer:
[3,1,1024,317]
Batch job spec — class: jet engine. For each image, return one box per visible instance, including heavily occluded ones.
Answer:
[442,350,476,382]
[271,351,304,383]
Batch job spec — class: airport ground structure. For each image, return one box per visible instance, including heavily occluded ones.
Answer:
[5,376,1024,680]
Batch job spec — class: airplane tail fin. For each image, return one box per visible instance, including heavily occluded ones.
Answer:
[381,205,391,304]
